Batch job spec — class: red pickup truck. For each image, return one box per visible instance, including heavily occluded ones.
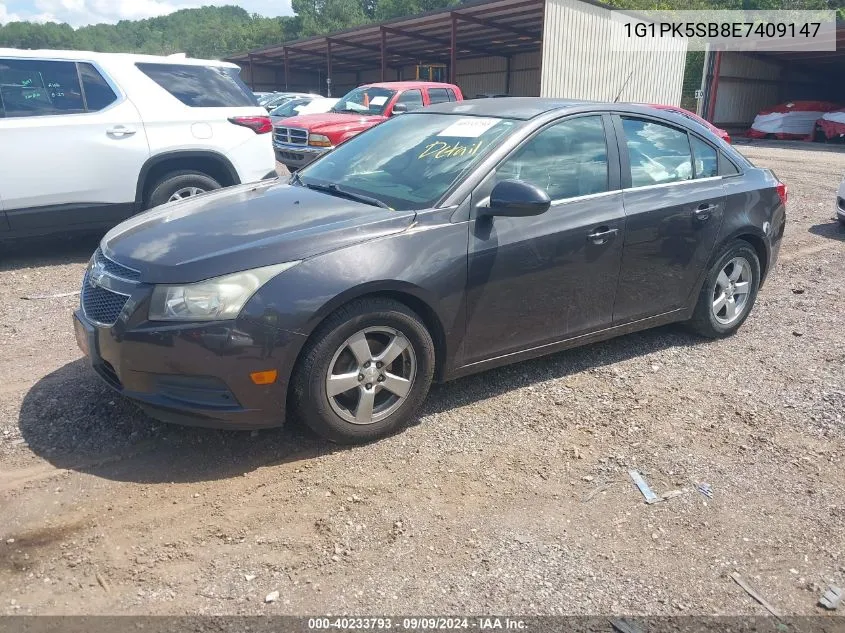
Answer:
[273,81,464,170]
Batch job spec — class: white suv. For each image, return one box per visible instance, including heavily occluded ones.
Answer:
[0,49,276,238]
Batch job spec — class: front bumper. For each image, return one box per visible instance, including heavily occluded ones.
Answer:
[73,309,306,430]
[273,142,328,169]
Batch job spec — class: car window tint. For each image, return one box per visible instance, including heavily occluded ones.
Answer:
[428,88,449,104]
[135,63,257,107]
[720,151,740,175]
[446,89,457,101]
[396,89,423,110]
[622,117,693,187]
[690,135,718,178]
[0,58,84,117]
[497,115,609,200]
[78,62,117,111]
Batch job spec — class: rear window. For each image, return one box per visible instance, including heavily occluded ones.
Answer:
[0,58,84,117]
[136,63,257,108]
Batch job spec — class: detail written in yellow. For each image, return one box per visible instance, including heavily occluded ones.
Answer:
[418,140,483,159]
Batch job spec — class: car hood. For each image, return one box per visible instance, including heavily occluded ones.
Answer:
[279,112,385,135]
[101,181,416,284]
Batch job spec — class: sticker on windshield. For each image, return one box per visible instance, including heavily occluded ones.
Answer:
[437,117,501,138]
[370,96,388,106]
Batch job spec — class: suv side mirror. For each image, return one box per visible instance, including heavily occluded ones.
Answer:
[391,103,408,115]
[481,179,551,217]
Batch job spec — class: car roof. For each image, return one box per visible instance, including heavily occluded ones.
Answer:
[418,98,717,123]
[0,48,237,68]
[361,81,457,89]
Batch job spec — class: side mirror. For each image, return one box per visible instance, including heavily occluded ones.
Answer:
[391,103,408,115]
[481,179,551,217]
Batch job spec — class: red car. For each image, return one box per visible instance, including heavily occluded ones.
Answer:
[274,81,464,170]
[647,104,731,144]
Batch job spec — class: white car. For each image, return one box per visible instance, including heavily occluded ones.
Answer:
[837,178,845,226]
[269,97,338,126]
[0,49,276,238]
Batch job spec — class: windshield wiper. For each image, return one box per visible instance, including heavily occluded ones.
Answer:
[304,182,391,209]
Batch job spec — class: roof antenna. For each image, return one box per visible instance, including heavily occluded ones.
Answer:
[613,68,635,103]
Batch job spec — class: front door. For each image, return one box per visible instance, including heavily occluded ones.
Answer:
[463,114,626,364]
[0,58,150,232]
[611,115,726,324]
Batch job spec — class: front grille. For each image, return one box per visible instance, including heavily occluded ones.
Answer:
[274,127,308,146]
[81,271,130,326]
[94,248,140,281]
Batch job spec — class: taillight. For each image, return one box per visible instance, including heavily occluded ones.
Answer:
[776,182,788,206]
[228,116,272,134]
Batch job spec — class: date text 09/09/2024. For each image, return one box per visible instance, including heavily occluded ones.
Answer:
[307,617,528,630]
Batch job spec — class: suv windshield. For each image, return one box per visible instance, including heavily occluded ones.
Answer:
[297,113,523,210]
[331,86,396,116]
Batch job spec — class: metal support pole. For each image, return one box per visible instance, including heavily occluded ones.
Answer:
[380,27,387,82]
[505,55,511,94]
[283,47,290,90]
[450,14,457,85]
[247,53,255,90]
[326,40,332,97]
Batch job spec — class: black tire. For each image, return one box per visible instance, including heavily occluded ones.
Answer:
[145,171,221,209]
[687,240,761,338]
[290,298,435,444]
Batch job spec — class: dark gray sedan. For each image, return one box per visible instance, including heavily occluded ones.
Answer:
[74,99,786,443]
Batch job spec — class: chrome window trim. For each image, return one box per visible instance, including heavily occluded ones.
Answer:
[621,175,724,194]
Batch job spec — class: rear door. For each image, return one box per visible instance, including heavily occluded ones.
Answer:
[612,114,726,324]
[0,57,150,232]
[464,113,626,362]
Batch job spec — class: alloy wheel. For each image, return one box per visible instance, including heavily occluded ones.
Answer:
[712,256,753,326]
[168,187,205,202]
[325,327,417,425]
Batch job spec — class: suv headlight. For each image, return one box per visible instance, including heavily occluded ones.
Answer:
[148,261,300,321]
[308,133,332,148]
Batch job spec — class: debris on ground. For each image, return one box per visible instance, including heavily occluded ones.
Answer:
[20,291,80,300]
[95,571,110,593]
[730,571,780,617]
[583,483,614,502]
[610,618,644,633]
[696,483,714,498]
[264,590,279,603]
[628,470,661,505]
[661,489,688,501]
[819,585,842,610]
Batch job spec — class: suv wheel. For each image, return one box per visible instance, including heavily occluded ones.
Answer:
[146,171,221,209]
[687,240,761,338]
[291,298,435,444]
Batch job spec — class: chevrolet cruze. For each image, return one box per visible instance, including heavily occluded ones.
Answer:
[74,99,786,443]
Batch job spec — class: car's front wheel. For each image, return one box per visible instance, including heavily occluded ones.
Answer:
[688,240,761,338]
[291,298,435,444]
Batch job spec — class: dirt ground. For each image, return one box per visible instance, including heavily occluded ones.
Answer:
[1,142,843,616]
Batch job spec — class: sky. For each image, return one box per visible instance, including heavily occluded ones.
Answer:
[0,0,294,26]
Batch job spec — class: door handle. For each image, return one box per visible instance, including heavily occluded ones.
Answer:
[587,226,619,245]
[106,125,136,138]
[694,204,717,220]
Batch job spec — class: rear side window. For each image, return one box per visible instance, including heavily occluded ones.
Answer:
[690,135,718,178]
[621,117,693,187]
[396,89,424,111]
[447,89,457,101]
[136,63,257,107]
[720,152,740,175]
[78,63,117,111]
[0,58,84,117]
[428,88,449,104]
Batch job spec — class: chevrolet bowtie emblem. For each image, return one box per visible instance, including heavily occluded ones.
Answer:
[89,259,107,287]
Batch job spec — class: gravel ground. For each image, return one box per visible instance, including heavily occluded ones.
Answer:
[1,143,843,616]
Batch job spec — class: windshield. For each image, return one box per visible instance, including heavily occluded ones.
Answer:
[297,113,523,210]
[331,86,396,116]
[270,99,310,118]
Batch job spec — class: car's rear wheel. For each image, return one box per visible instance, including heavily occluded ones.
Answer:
[687,240,761,338]
[146,171,221,209]
[291,298,435,444]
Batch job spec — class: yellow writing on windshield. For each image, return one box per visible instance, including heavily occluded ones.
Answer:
[418,140,483,160]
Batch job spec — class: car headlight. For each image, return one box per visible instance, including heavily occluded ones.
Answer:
[308,134,332,148]
[148,261,300,321]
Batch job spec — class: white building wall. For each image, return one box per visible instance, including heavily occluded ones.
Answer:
[540,0,687,104]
